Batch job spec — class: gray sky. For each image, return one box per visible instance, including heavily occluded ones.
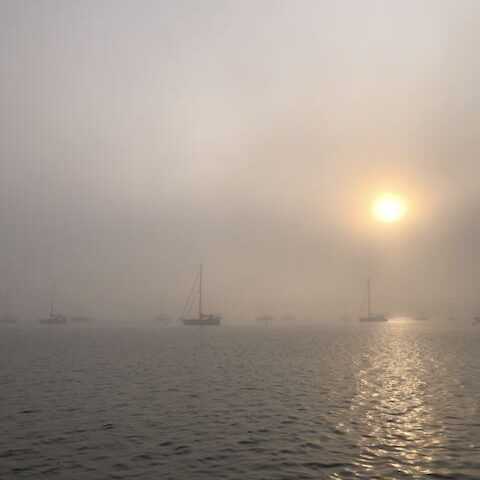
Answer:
[1,0,480,321]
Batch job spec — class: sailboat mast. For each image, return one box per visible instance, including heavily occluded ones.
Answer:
[50,282,56,317]
[367,277,371,317]
[199,264,203,318]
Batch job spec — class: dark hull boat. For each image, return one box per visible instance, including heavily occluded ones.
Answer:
[181,264,221,326]
[183,314,221,326]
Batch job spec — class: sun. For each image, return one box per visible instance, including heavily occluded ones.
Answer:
[372,194,407,223]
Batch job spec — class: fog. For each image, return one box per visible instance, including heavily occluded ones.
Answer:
[1,0,480,321]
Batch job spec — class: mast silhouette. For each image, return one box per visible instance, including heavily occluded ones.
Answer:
[38,281,67,324]
[359,276,387,322]
[181,264,221,326]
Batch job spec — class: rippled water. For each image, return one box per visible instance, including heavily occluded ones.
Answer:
[1,322,479,479]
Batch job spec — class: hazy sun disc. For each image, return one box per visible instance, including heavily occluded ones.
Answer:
[372,194,407,223]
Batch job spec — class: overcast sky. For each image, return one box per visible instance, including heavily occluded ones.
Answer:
[1,0,480,321]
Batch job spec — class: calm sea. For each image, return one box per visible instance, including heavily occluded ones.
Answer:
[1,322,479,479]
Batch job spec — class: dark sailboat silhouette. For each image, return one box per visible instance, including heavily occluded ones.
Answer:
[38,282,67,324]
[359,277,388,322]
[180,264,221,326]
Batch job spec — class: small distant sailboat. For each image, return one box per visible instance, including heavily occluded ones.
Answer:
[0,289,17,324]
[154,314,170,325]
[180,264,221,326]
[38,282,67,325]
[414,294,430,321]
[359,277,388,322]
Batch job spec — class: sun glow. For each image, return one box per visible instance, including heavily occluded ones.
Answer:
[372,194,407,223]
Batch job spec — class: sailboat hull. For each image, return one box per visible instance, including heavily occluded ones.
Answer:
[182,315,221,326]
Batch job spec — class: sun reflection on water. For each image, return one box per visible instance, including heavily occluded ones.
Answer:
[345,326,446,478]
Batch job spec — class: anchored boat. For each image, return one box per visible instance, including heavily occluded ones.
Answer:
[180,264,221,326]
[359,277,388,322]
[38,282,67,325]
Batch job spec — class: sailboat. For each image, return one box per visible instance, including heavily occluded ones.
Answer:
[0,289,17,323]
[180,264,221,326]
[359,277,388,322]
[38,282,67,324]
[414,294,430,321]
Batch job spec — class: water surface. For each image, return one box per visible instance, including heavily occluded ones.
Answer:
[1,322,479,479]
